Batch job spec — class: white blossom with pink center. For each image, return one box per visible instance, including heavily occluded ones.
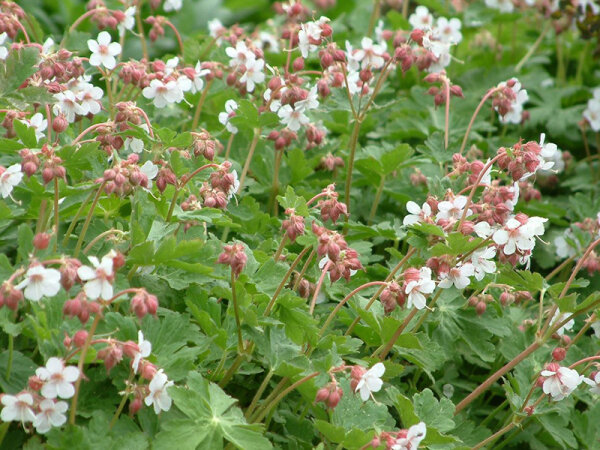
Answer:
[0,392,36,424]
[16,265,61,302]
[36,357,80,399]
[87,31,121,70]
[438,263,474,290]
[355,362,385,401]
[77,255,114,300]
[540,363,583,401]
[404,267,435,309]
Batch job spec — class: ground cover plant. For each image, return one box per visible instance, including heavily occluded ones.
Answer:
[0,0,599,448]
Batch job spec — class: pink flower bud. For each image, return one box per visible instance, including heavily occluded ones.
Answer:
[33,232,51,250]
[552,347,566,361]
[28,375,44,391]
[129,397,143,415]
[140,361,157,380]
[292,57,304,71]
[73,330,88,348]
[475,301,486,315]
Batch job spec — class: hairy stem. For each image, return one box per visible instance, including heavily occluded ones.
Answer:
[231,271,244,353]
[264,247,311,316]
[191,79,212,130]
[251,372,319,423]
[69,313,102,424]
[309,261,331,314]
[374,308,418,360]
[459,88,500,155]
[237,127,261,194]
[73,181,107,258]
[367,176,385,225]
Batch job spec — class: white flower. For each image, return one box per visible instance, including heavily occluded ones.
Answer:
[226,41,255,67]
[36,357,80,399]
[422,32,451,60]
[505,182,519,211]
[583,372,600,395]
[239,58,265,92]
[345,41,360,72]
[295,85,319,112]
[77,255,114,300]
[208,18,225,45]
[496,78,528,124]
[144,369,174,414]
[0,163,24,199]
[438,263,474,289]
[140,160,158,189]
[345,70,362,95]
[22,112,48,142]
[228,170,239,199]
[375,20,385,44]
[16,265,61,302]
[218,99,239,134]
[1,392,36,423]
[591,321,600,339]
[434,17,462,44]
[33,399,68,434]
[471,247,496,281]
[53,90,85,122]
[354,37,385,70]
[541,365,583,400]
[133,330,152,374]
[77,83,104,116]
[88,31,121,70]
[392,422,427,450]
[583,98,600,131]
[355,362,385,401]
[554,230,577,259]
[255,31,280,53]
[436,196,472,222]
[277,104,309,131]
[404,267,435,309]
[0,32,9,60]
[485,0,514,13]
[403,201,433,226]
[493,216,547,256]
[409,6,434,30]
[474,221,492,238]
[118,6,136,36]
[164,0,183,12]
[550,309,574,336]
[298,19,326,58]
[142,79,184,108]
[125,137,144,154]
[190,61,210,94]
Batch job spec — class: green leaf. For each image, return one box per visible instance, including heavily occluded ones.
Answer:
[0,350,36,393]
[314,420,345,443]
[13,119,38,147]
[277,185,309,216]
[161,372,272,450]
[412,389,455,433]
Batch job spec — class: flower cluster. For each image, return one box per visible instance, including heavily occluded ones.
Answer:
[0,357,78,433]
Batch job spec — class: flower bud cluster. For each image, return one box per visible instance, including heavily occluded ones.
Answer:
[218,242,247,277]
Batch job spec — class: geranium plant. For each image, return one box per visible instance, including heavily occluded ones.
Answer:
[0,0,599,448]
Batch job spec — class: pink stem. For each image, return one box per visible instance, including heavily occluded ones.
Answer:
[458,87,500,155]
[309,261,331,314]
[457,155,501,227]
[165,20,184,55]
[134,107,155,138]
[569,356,600,369]
[72,122,110,144]
[319,281,388,337]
